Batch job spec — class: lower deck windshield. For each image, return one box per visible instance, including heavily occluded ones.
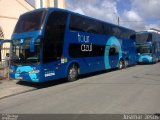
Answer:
[136,44,152,54]
[11,38,40,65]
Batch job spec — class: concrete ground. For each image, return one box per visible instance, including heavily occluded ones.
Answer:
[0,79,36,99]
[0,63,160,114]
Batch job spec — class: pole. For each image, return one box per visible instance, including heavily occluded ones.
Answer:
[118,17,120,26]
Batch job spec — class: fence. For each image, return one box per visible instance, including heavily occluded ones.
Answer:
[0,47,10,79]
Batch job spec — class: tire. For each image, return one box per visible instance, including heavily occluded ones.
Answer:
[66,64,78,82]
[118,60,124,70]
[156,58,158,63]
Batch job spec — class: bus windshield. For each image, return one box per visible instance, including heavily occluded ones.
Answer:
[14,10,47,33]
[136,33,152,44]
[11,38,40,65]
[136,44,152,54]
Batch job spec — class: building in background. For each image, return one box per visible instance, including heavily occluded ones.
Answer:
[0,0,34,61]
[0,0,65,61]
[0,0,34,40]
[35,0,65,9]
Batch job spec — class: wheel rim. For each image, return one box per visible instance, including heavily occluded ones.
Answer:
[69,67,77,79]
[125,60,128,67]
[119,61,123,69]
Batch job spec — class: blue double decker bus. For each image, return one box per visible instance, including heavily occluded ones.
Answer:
[136,31,160,63]
[9,8,136,82]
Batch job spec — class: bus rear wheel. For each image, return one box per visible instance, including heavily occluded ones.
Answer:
[67,64,78,82]
[118,60,124,70]
[124,59,129,68]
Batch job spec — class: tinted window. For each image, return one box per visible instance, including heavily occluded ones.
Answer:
[43,11,68,63]
[152,42,156,53]
[109,46,119,56]
[136,33,152,43]
[103,23,113,36]
[69,44,105,58]
[14,10,47,33]
[130,34,136,40]
[70,14,135,39]
[103,24,123,38]
[103,23,135,39]
[148,33,152,41]
[70,14,104,34]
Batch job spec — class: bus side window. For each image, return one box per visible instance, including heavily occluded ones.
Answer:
[69,14,103,35]
[109,47,118,56]
[130,34,136,40]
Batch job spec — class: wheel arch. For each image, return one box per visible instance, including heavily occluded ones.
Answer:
[119,57,124,62]
[65,60,80,77]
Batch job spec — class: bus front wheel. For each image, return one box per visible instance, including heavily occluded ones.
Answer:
[67,64,78,82]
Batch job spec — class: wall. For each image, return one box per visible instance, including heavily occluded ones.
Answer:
[0,0,34,60]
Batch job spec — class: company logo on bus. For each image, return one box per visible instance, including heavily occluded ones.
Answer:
[78,33,92,52]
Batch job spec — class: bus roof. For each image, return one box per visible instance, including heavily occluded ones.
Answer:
[136,31,159,34]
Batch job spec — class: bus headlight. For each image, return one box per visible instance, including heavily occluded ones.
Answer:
[149,56,153,60]
[28,70,40,74]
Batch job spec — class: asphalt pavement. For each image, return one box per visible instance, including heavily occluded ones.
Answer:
[0,63,160,114]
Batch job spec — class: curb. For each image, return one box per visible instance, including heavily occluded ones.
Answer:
[0,80,37,100]
[0,88,37,100]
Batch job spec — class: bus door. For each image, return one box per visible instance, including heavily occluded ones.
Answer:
[42,11,68,76]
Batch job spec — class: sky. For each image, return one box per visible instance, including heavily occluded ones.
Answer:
[66,0,160,31]
[27,0,160,31]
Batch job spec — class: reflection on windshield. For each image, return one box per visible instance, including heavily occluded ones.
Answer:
[136,33,152,44]
[11,38,40,65]
[14,10,47,33]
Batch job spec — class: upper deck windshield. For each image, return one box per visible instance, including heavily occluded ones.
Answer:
[14,10,47,33]
[136,33,152,44]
